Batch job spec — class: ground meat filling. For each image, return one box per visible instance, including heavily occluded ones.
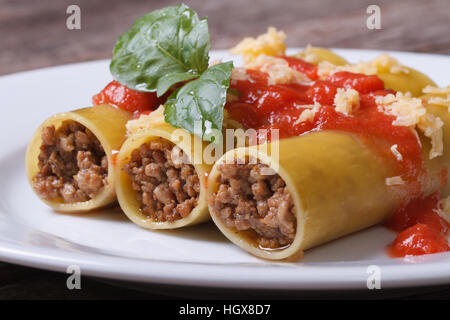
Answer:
[34,120,108,203]
[210,161,296,249]
[123,140,200,222]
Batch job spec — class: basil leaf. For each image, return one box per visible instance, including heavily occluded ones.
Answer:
[164,62,234,141]
[110,4,210,96]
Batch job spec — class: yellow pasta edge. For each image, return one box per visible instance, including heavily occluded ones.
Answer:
[115,123,212,229]
[25,104,131,212]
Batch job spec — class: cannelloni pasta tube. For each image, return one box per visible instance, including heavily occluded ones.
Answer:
[207,122,450,260]
[377,67,436,97]
[26,104,131,212]
[115,123,214,229]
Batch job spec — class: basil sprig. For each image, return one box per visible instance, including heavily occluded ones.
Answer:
[110,4,210,96]
[164,62,233,141]
[110,4,233,141]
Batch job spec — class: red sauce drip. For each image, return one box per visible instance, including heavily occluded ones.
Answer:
[389,224,449,257]
[386,192,449,257]
[93,80,160,113]
[386,192,447,233]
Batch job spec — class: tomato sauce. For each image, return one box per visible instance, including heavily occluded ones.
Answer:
[226,55,449,257]
[280,56,318,80]
[93,80,160,114]
[227,58,422,186]
[386,192,449,257]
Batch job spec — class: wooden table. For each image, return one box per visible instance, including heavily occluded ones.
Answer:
[1,0,449,299]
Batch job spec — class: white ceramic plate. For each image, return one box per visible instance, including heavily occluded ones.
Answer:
[0,49,449,290]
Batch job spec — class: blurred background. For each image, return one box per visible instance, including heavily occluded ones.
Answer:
[1,0,449,75]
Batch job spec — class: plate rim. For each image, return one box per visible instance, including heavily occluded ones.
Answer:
[0,237,449,290]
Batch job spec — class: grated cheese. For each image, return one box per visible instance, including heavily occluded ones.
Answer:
[375,92,424,127]
[371,54,410,74]
[435,196,450,224]
[230,27,286,64]
[428,95,450,107]
[422,85,450,111]
[317,54,409,79]
[422,85,450,95]
[385,176,405,186]
[390,144,403,161]
[411,128,422,148]
[417,113,444,159]
[293,44,319,64]
[375,92,444,159]
[317,61,337,79]
[126,105,166,135]
[333,88,360,115]
[246,55,311,85]
[294,103,322,124]
[230,67,252,85]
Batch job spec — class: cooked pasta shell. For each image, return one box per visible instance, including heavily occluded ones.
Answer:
[207,125,450,260]
[26,104,131,212]
[115,123,214,229]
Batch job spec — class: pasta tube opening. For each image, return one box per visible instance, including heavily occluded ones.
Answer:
[115,124,211,229]
[26,105,131,212]
[34,120,108,203]
[209,159,296,249]
[123,139,200,222]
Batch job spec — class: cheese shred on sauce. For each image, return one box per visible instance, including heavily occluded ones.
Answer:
[435,196,450,224]
[334,88,360,115]
[385,176,405,186]
[230,28,311,85]
[318,54,410,79]
[294,103,322,124]
[246,55,311,85]
[230,68,252,85]
[375,92,444,159]
[390,144,403,161]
